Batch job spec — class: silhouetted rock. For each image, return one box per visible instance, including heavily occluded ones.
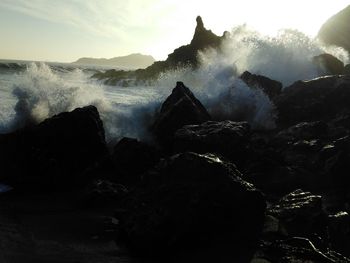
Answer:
[318,5,350,53]
[313,53,345,75]
[328,211,350,256]
[268,190,326,239]
[0,106,107,190]
[83,179,128,207]
[240,71,282,99]
[275,121,329,142]
[322,136,350,191]
[93,16,225,84]
[117,152,266,255]
[253,237,350,263]
[152,82,211,146]
[345,64,350,74]
[174,120,250,163]
[275,75,350,126]
[245,161,307,198]
[112,137,160,186]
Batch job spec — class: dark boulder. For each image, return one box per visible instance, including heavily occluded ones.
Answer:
[275,121,329,142]
[117,152,266,255]
[322,136,350,191]
[152,82,211,146]
[174,120,250,165]
[268,190,326,239]
[252,237,350,263]
[82,179,128,207]
[240,71,282,99]
[111,137,160,186]
[275,75,350,126]
[245,161,308,198]
[318,5,350,53]
[328,211,350,256]
[313,53,345,75]
[345,64,350,74]
[0,106,107,190]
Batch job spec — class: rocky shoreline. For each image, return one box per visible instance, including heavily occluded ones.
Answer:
[2,5,350,263]
[1,75,350,262]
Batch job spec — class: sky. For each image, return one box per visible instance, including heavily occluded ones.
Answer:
[0,0,349,63]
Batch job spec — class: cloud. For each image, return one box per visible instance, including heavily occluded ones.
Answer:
[0,0,174,39]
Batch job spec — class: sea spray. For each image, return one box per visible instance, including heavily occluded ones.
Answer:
[154,26,349,130]
[199,25,349,86]
[1,25,349,140]
[0,62,163,141]
[6,62,110,131]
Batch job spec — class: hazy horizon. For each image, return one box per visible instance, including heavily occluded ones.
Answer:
[0,0,349,63]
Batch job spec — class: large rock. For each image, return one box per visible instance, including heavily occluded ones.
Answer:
[313,53,345,75]
[318,5,350,53]
[117,152,266,255]
[275,75,350,126]
[0,106,107,190]
[268,190,326,238]
[322,136,350,191]
[152,82,211,146]
[328,211,350,257]
[111,137,160,186]
[174,120,250,165]
[240,71,282,99]
[275,121,329,142]
[252,237,350,263]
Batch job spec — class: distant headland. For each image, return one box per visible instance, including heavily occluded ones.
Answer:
[72,53,155,69]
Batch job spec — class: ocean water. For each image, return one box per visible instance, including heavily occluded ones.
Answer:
[0,61,164,142]
[0,28,348,142]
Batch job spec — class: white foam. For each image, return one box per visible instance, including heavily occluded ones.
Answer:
[0,26,348,139]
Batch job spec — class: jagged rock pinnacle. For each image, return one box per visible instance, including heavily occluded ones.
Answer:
[196,16,204,30]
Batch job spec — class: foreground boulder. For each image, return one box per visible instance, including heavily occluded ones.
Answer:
[174,120,250,164]
[275,121,329,142]
[111,137,160,186]
[252,237,350,263]
[0,106,107,190]
[152,82,211,146]
[275,75,350,126]
[117,152,266,255]
[268,190,326,239]
[240,71,282,99]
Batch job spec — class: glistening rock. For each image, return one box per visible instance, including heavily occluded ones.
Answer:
[117,152,266,255]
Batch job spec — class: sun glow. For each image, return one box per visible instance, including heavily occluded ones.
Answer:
[0,0,349,62]
[189,0,349,37]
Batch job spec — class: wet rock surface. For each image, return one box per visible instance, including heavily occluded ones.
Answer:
[252,237,350,263]
[174,120,250,160]
[117,152,266,255]
[275,75,350,126]
[3,76,350,262]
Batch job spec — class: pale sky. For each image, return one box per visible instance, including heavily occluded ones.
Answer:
[0,0,349,62]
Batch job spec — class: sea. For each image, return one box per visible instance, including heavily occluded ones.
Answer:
[0,27,349,143]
